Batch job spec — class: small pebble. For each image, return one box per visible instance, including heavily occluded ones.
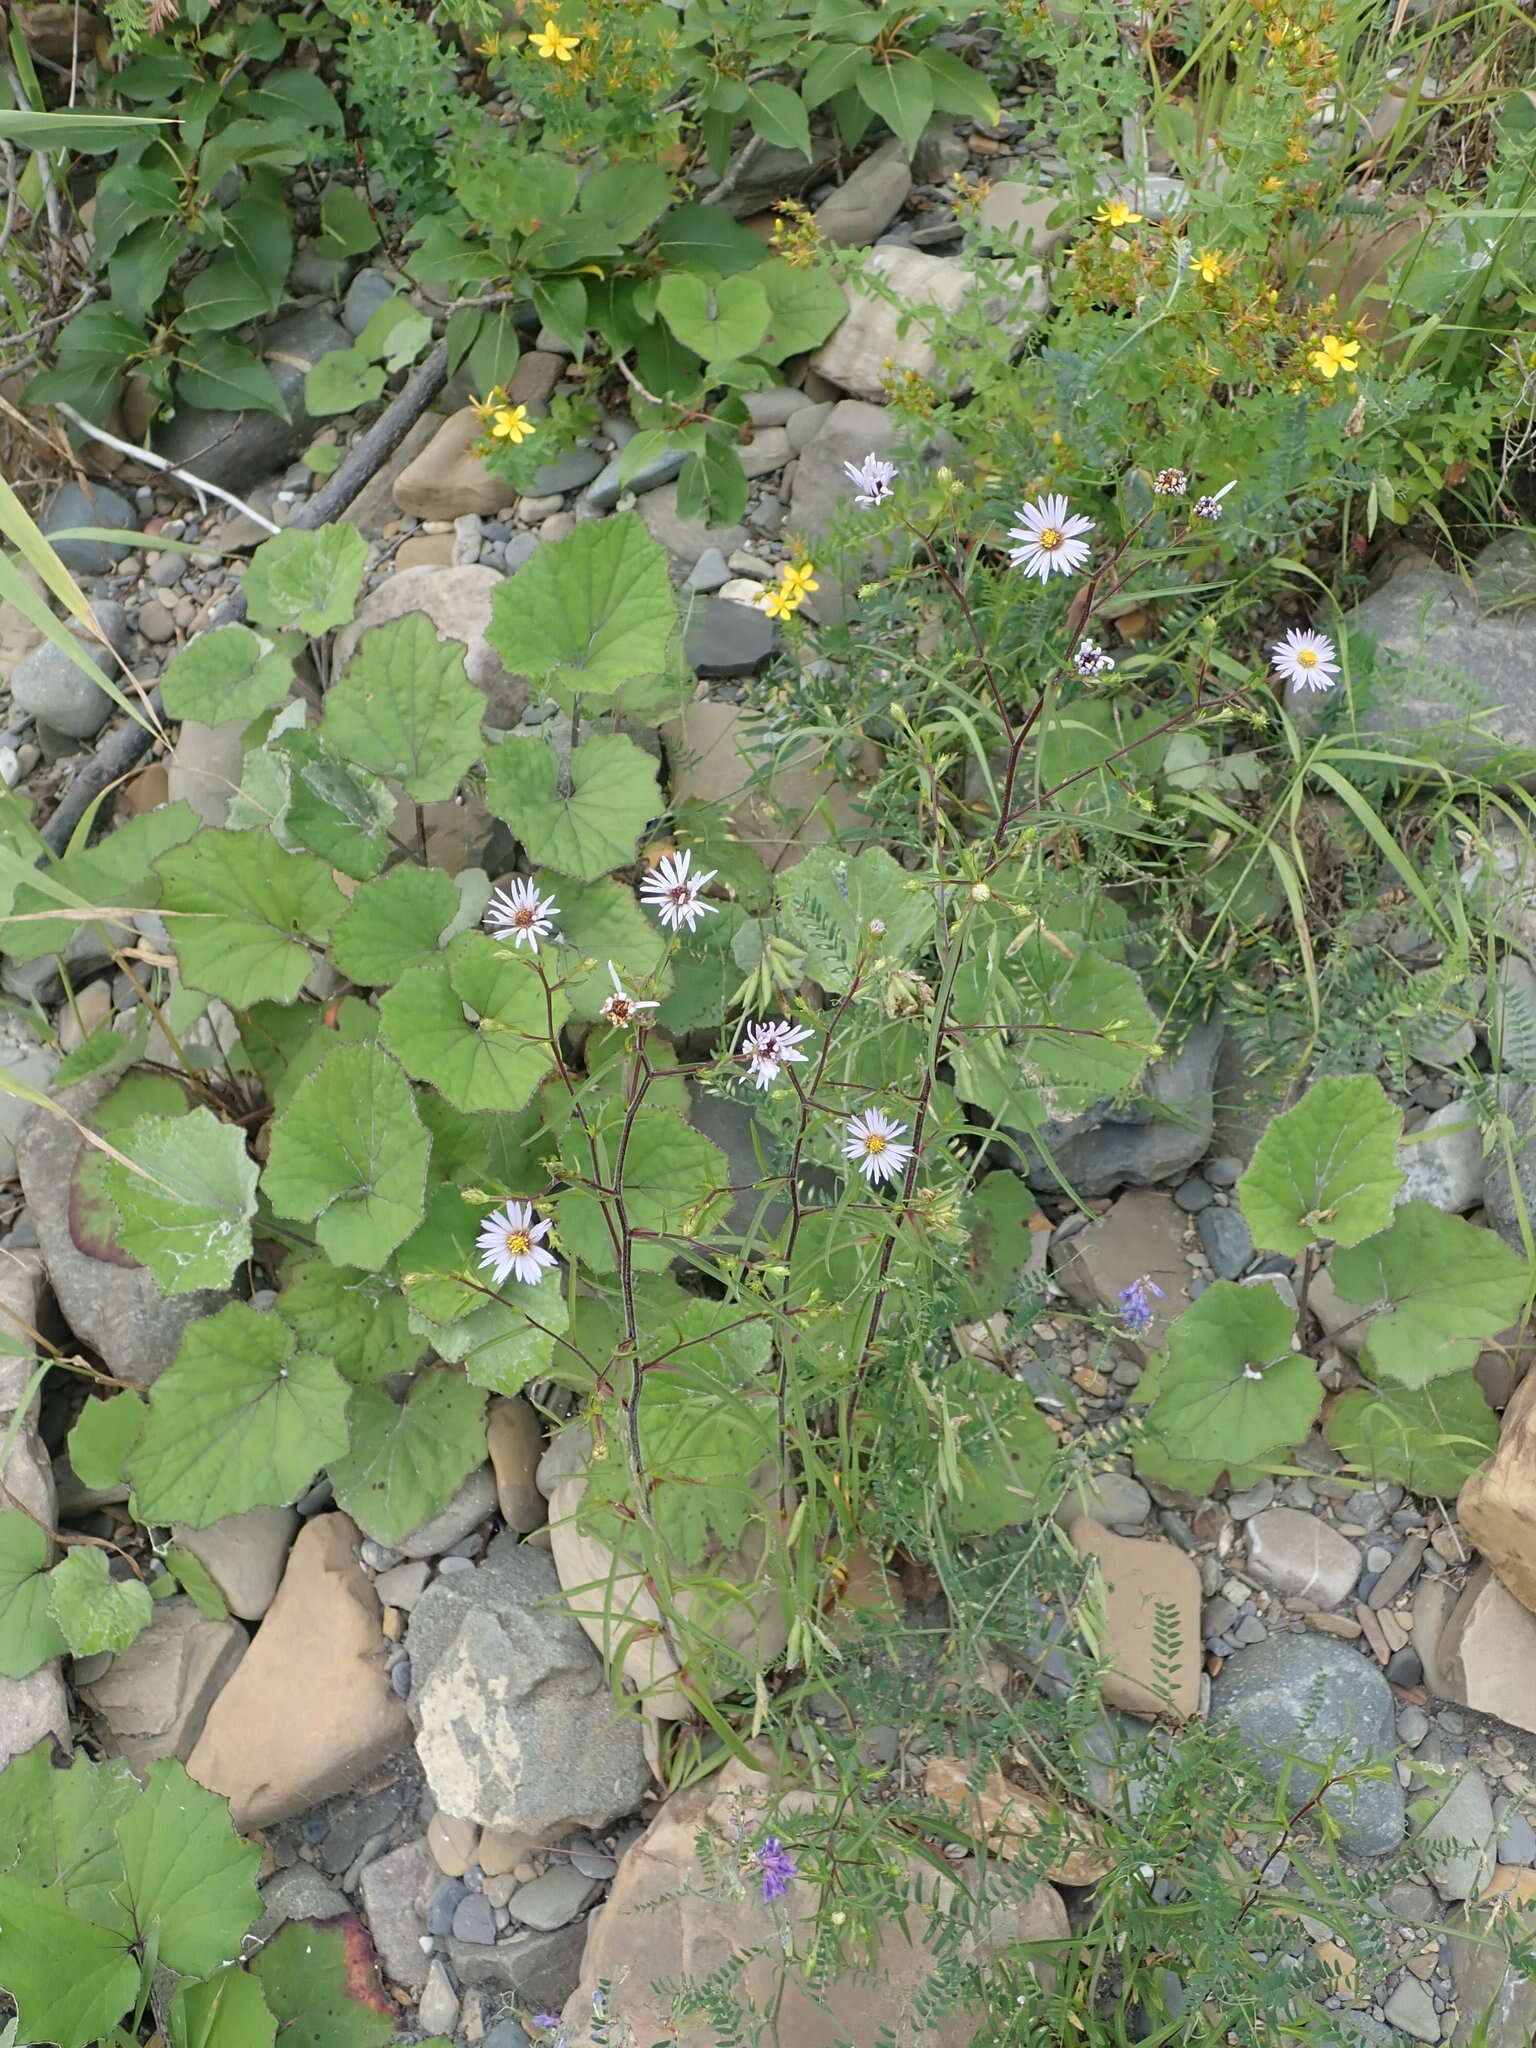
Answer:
[1365,1544,1393,1574]
[389,1658,411,1698]
[451,1892,498,1946]
[137,598,176,643]
[437,1554,477,1575]
[1174,1176,1215,1212]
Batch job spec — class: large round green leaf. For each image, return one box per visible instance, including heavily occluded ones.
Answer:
[484,732,661,881]
[155,830,346,1007]
[556,1102,730,1274]
[330,865,459,985]
[1238,1074,1403,1256]
[321,612,487,801]
[159,624,293,723]
[262,1042,430,1267]
[1136,1281,1319,1482]
[99,1106,259,1296]
[555,877,674,1020]
[484,512,677,700]
[125,1304,351,1527]
[379,934,567,1114]
[328,1372,487,1548]
[1333,1200,1531,1388]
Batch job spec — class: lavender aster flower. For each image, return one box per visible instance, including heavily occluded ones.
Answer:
[842,452,897,506]
[757,1836,797,1903]
[1118,1274,1165,1335]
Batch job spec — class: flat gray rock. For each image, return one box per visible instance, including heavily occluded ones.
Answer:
[683,597,776,678]
[1209,1633,1404,1856]
[1016,1018,1224,1197]
[10,601,131,741]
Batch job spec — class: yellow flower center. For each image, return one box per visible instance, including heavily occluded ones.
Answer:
[1296,647,1318,668]
[864,1133,888,1155]
[504,1229,532,1256]
[1037,526,1062,551]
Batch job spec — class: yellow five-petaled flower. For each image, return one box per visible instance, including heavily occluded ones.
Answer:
[1095,199,1143,229]
[528,17,581,61]
[469,390,504,422]
[1192,248,1227,284]
[760,562,817,621]
[490,404,535,445]
[1309,333,1361,381]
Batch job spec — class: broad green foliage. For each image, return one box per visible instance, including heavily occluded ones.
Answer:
[381,934,567,1113]
[276,1253,425,1384]
[331,865,458,984]
[322,614,487,801]
[399,1195,573,1394]
[484,514,677,699]
[556,876,674,1020]
[169,1967,277,2048]
[159,625,293,723]
[776,845,936,993]
[943,1360,1057,1535]
[245,525,369,638]
[484,732,661,881]
[1238,1075,1404,1254]
[950,937,1156,1124]
[100,1107,259,1293]
[0,1512,67,1678]
[1332,1200,1529,1386]
[126,1304,351,1527]
[556,1102,730,1274]
[0,1743,258,2048]
[1136,1282,1321,1491]
[5,801,199,964]
[1324,1371,1498,1497]
[328,1371,487,1546]
[156,831,346,1006]
[263,1042,430,1266]
[251,1920,395,2048]
[68,1392,146,1493]
[46,1547,153,1657]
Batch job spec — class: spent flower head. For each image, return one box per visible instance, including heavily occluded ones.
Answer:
[599,961,660,1028]
[843,452,897,506]
[739,1019,814,1090]
[1007,494,1094,582]
[476,1200,558,1288]
[639,847,719,933]
[843,1107,913,1186]
[1193,480,1237,520]
[1118,1274,1166,1335]
[1153,467,1188,496]
[484,876,560,952]
[1270,626,1339,693]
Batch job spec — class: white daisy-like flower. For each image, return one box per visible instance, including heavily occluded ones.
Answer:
[1006,494,1095,582]
[1074,636,1115,678]
[1270,625,1340,693]
[484,876,560,952]
[739,1019,814,1090]
[598,960,660,1028]
[842,453,897,507]
[638,848,719,934]
[842,1106,914,1186]
[475,1199,558,1288]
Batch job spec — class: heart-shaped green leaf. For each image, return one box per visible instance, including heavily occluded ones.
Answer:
[484,733,660,881]
[555,877,674,1020]
[1238,1074,1403,1255]
[330,865,459,985]
[657,269,771,361]
[263,1042,430,1267]
[1324,1368,1497,1497]
[116,1761,262,1978]
[244,524,368,637]
[45,1547,153,1658]
[1332,1199,1530,1387]
[398,1191,575,1394]
[155,829,346,1007]
[322,612,487,801]
[276,1251,425,1384]
[484,511,677,700]
[556,1102,730,1274]
[0,1511,67,1679]
[1136,1280,1319,1483]
[328,1371,487,1547]
[125,1303,350,1527]
[160,624,293,723]
[380,934,566,1113]
[99,1107,259,1296]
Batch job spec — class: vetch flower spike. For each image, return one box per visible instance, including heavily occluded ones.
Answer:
[757,1836,798,1903]
[1006,494,1094,582]
[476,1200,558,1288]
[843,1107,914,1186]
[1118,1274,1166,1335]
[484,876,560,952]
[843,452,897,506]
[639,847,719,934]
[1270,626,1339,693]
[739,1019,814,1089]
[599,961,660,1028]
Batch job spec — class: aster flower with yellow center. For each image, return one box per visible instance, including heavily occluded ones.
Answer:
[528,17,580,61]
[1309,334,1361,381]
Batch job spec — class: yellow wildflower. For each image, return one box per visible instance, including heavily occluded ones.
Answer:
[476,31,504,57]
[490,404,535,445]
[1261,174,1284,192]
[760,587,802,621]
[469,390,504,422]
[1309,333,1360,380]
[1192,248,1227,285]
[781,561,819,599]
[1095,199,1143,229]
[528,17,580,60]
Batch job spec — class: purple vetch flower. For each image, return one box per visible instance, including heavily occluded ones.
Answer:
[1118,1274,1166,1335]
[842,452,897,506]
[757,1835,798,1902]
[1193,479,1236,520]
